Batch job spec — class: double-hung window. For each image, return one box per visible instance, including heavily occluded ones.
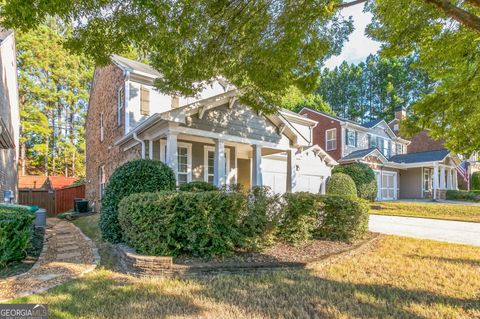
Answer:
[117,86,124,126]
[204,146,231,184]
[345,129,357,147]
[99,165,106,199]
[326,128,337,151]
[160,140,192,185]
[140,85,150,116]
[368,134,376,148]
[396,143,403,155]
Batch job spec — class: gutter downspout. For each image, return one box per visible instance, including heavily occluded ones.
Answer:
[133,132,145,159]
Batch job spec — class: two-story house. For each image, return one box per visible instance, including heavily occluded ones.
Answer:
[0,30,20,202]
[300,107,460,200]
[85,55,337,208]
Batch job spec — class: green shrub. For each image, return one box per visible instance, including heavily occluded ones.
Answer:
[278,192,323,243]
[316,195,369,241]
[333,163,377,200]
[241,186,281,249]
[326,173,357,197]
[118,191,247,257]
[100,159,176,243]
[446,190,480,202]
[179,181,218,192]
[471,172,480,190]
[0,205,35,267]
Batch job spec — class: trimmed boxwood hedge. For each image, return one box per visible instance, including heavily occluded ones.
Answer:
[471,172,480,190]
[333,163,377,201]
[446,189,480,202]
[179,181,218,192]
[118,191,247,256]
[0,205,35,267]
[326,173,357,197]
[100,159,176,243]
[118,189,369,257]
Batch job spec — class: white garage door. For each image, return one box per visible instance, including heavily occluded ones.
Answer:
[263,171,287,194]
[297,174,324,193]
[375,171,397,200]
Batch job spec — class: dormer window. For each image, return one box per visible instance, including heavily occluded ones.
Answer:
[345,129,357,147]
[140,86,150,116]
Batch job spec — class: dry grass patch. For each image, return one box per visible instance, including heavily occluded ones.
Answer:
[371,201,480,222]
[7,216,480,319]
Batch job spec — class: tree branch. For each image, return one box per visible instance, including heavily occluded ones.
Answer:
[424,0,480,33]
[466,0,480,9]
[336,0,367,9]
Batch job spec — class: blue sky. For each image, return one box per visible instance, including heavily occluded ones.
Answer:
[324,3,381,69]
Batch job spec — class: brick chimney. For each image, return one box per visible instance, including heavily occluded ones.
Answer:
[395,106,406,121]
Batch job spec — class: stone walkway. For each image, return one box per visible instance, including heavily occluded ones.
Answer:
[0,219,100,302]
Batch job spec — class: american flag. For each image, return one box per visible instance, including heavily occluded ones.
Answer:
[456,160,469,183]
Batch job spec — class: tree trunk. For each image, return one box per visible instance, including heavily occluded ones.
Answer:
[424,0,480,34]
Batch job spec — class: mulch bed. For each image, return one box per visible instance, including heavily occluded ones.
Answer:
[174,233,377,267]
[0,227,45,278]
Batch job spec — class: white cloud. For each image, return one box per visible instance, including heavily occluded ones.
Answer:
[324,3,381,69]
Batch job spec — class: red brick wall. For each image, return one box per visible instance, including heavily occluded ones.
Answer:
[408,130,446,153]
[299,108,342,160]
[85,65,141,210]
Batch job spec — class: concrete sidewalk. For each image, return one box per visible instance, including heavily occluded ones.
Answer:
[369,214,480,246]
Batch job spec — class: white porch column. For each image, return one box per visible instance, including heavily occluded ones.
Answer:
[440,165,446,190]
[214,139,226,186]
[447,168,452,189]
[286,149,297,193]
[166,133,178,179]
[453,169,458,190]
[433,162,439,199]
[148,140,154,160]
[252,144,263,187]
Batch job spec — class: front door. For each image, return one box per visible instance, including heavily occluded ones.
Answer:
[381,171,397,200]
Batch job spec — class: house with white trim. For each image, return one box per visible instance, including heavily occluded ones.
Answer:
[300,107,460,200]
[85,56,336,207]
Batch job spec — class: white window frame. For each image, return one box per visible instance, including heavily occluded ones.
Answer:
[99,165,106,200]
[326,128,337,151]
[346,129,356,147]
[159,140,192,184]
[100,112,104,142]
[117,85,125,127]
[203,146,231,184]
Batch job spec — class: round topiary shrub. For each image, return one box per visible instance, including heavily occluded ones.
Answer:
[471,171,480,191]
[100,159,176,243]
[179,181,218,192]
[333,163,377,201]
[326,173,357,197]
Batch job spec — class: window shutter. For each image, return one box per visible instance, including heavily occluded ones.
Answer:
[355,131,358,147]
[140,86,150,116]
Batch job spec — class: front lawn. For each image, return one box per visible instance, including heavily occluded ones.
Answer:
[8,215,480,318]
[371,201,480,223]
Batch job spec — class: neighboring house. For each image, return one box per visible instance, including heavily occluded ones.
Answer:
[85,55,336,208]
[0,30,19,202]
[300,107,460,200]
[18,175,78,191]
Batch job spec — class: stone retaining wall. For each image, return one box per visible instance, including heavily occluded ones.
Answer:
[112,234,381,278]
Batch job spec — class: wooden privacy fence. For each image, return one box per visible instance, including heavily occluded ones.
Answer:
[18,184,86,215]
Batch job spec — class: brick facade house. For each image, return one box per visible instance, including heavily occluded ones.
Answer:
[85,56,337,210]
[300,107,460,200]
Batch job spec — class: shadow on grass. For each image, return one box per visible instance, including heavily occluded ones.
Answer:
[194,270,480,318]
[407,254,480,267]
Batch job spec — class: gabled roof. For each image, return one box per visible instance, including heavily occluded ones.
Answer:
[340,147,388,163]
[389,149,450,164]
[300,144,338,166]
[111,54,161,78]
[48,176,78,190]
[19,176,78,190]
[361,119,383,128]
[0,29,13,43]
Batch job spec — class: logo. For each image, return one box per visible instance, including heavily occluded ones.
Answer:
[0,304,48,319]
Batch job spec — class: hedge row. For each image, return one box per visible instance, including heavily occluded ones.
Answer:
[446,190,480,202]
[333,163,377,201]
[100,159,176,243]
[118,189,369,257]
[0,205,35,267]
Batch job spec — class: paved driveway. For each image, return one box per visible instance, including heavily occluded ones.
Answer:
[369,214,480,246]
